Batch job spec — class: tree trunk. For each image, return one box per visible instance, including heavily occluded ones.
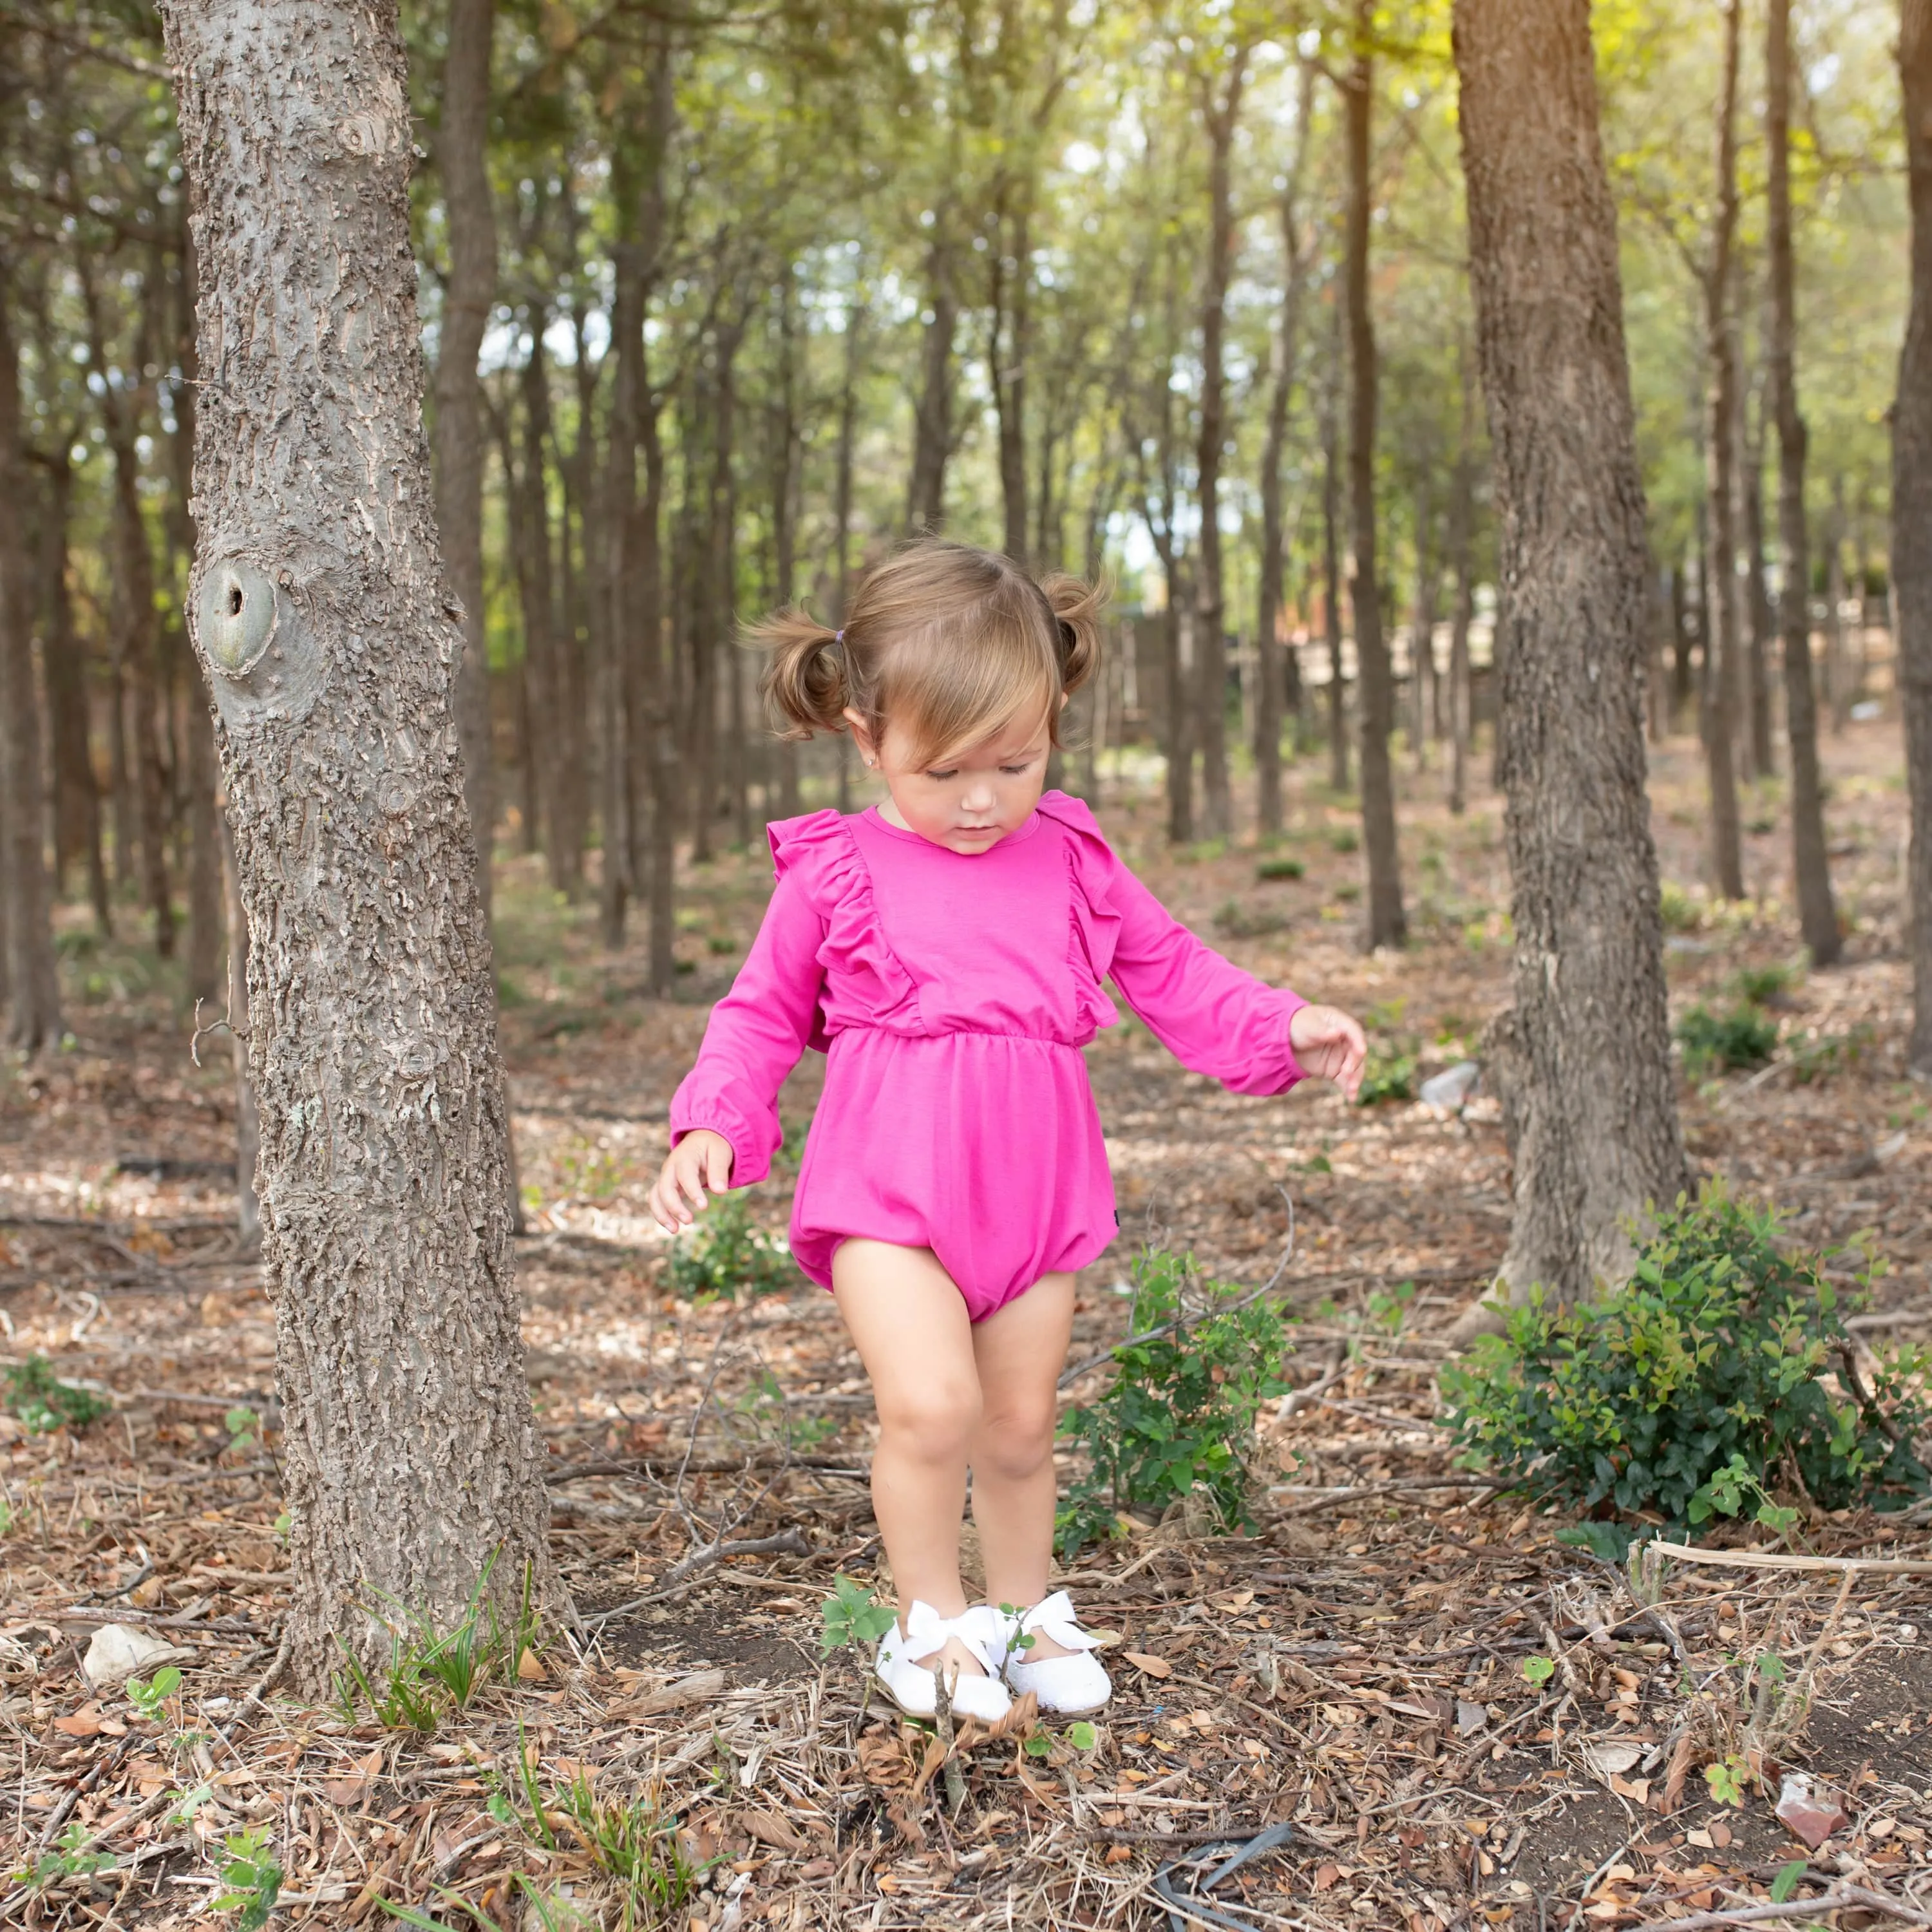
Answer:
[84,272,175,957]
[433,0,498,913]
[1321,319,1349,794]
[162,0,554,1685]
[1739,384,1777,779]
[35,436,107,927]
[1342,17,1406,949]
[1193,46,1249,844]
[1410,488,1439,773]
[1702,0,1747,900]
[907,234,956,534]
[220,818,260,1249]
[1824,482,1848,730]
[992,193,1031,562]
[601,213,647,942]
[0,272,61,1048]
[1452,0,1689,1306]
[1896,0,1932,1074]
[771,279,802,819]
[1253,73,1314,841]
[1767,0,1841,966]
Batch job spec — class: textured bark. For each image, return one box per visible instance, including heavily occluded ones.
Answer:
[1898,0,1932,1074]
[166,231,223,1012]
[1321,320,1349,795]
[1453,0,1689,1304]
[1342,20,1406,949]
[433,0,498,912]
[1192,45,1249,843]
[907,234,956,534]
[0,274,61,1048]
[162,0,554,1685]
[1253,68,1315,840]
[1739,391,1777,780]
[1767,0,1840,966]
[1702,0,1747,900]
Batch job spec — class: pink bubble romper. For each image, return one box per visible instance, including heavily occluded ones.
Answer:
[667,791,1309,1321]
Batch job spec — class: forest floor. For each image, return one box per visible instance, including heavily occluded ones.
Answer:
[3,719,1929,1932]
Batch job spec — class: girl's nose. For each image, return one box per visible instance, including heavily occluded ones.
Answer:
[961,781,994,812]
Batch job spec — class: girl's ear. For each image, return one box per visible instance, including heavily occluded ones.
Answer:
[843,707,881,768]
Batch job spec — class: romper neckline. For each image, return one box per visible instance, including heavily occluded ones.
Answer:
[860,805,1045,851]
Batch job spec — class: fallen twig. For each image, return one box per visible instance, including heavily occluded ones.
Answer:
[1647,1886,1932,1930]
[1651,1541,1932,1577]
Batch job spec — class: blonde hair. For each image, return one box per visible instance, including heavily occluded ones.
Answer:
[751,539,1105,770]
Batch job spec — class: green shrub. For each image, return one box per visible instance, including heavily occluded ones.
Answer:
[1440,1189,1932,1533]
[1676,1001,1779,1078]
[1256,857,1304,882]
[665,1195,797,1300]
[1659,880,1709,933]
[1730,961,1797,1007]
[1056,1246,1294,1558]
[5,1356,112,1435]
[1327,826,1359,854]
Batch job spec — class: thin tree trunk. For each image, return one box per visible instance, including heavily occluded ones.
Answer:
[601,205,647,942]
[1739,383,1777,779]
[434,0,498,913]
[0,273,61,1048]
[1767,0,1841,965]
[992,193,1031,562]
[1702,0,1747,900]
[1252,62,1313,842]
[1342,15,1406,949]
[1895,0,1932,1074]
[1410,488,1439,773]
[35,438,106,926]
[1824,483,1848,730]
[771,278,802,820]
[1452,0,1689,1308]
[220,818,260,1249]
[1193,44,1250,844]
[1321,316,1349,794]
[907,234,956,533]
[162,0,554,1685]
[83,270,174,956]
[1670,559,1694,726]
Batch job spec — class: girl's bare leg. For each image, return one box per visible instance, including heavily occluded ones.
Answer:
[831,1238,988,1680]
[970,1271,1077,1658]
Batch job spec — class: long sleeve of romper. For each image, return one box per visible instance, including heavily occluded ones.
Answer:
[1103,862,1307,1095]
[667,869,828,1186]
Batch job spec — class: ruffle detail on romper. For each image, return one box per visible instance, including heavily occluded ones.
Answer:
[1033,791,1124,1037]
[767,810,922,1048]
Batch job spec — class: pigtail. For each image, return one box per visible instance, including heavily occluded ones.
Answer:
[751,607,849,740]
[1040,573,1106,699]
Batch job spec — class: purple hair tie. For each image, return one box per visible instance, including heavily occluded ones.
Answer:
[834,629,845,644]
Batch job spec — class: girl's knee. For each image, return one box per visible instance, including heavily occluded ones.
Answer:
[878,1379,982,1460]
[975,1403,1057,1481]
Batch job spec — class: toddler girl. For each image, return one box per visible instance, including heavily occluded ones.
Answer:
[649,540,1365,1721]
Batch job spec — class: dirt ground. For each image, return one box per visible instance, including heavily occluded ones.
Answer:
[3,716,1929,1930]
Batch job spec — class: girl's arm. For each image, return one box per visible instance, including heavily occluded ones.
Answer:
[1103,863,1312,1095]
[667,869,828,1186]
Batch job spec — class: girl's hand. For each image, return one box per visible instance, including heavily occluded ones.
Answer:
[1290,1003,1368,1102]
[649,1130,734,1232]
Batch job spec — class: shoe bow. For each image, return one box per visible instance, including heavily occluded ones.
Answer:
[901,1600,996,1674]
[1018,1590,1101,1652]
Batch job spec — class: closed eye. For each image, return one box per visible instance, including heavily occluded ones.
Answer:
[925,768,959,781]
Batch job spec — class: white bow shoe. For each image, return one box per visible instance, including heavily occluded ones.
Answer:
[994,1591,1112,1714]
[873,1602,1012,1724]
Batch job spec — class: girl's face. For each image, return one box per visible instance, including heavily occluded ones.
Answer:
[845,705,1056,855]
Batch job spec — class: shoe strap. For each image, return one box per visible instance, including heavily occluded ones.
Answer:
[1016,1590,1101,1653]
